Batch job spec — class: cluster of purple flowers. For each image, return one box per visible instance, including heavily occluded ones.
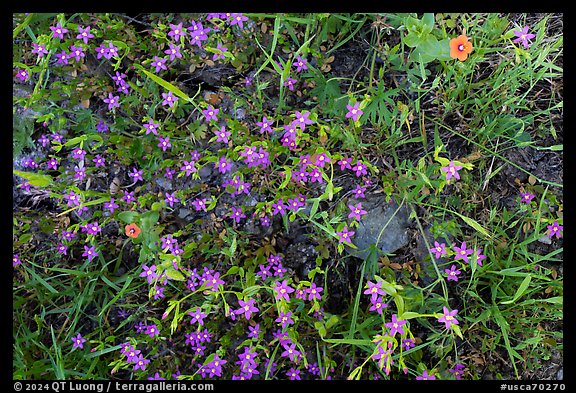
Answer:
[112,70,131,95]
[56,230,78,256]
[256,254,288,281]
[197,354,226,378]
[280,122,300,150]
[21,157,39,170]
[224,174,252,198]
[234,346,260,379]
[120,342,150,371]
[269,194,306,217]
[160,234,184,255]
[429,240,487,270]
[294,282,324,302]
[185,267,214,292]
[138,263,168,300]
[371,337,395,375]
[364,280,388,315]
[239,145,271,168]
[95,41,120,60]
[188,20,210,48]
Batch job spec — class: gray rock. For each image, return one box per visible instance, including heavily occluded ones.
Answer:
[199,165,213,180]
[346,195,411,260]
[156,177,173,191]
[557,368,563,380]
[177,208,192,220]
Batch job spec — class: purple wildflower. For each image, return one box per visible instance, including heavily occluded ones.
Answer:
[430,241,448,259]
[82,245,98,262]
[513,26,536,49]
[158,136,171,152]
[151,56,167,73]
[71,333,87,349]
[164,192,179,208]
[346,101,363,122]
[168,22,187,41]
[453,241,474,263]
[441,161,463,181]
[161,91,178,108]
[520,191,535,204]
[273,279,295,302]
[164,43,183,61]
[445,264,461,282]
[336,226,355,244]
[140,265,158,284]
[103,93,120,111]
[348,202,368,221]
[235,298,259,320]
[76,25,94,44]
[50,22,69,39]
[293,55,308,72]
[228,207,246,224]
[438,306,459,330]
[214,126,230,143]
[416,369,435,380]
[546,221,563,239]
[385,314,407,337]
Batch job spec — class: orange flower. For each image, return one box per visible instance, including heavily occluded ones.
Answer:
[125,223,141,238]
[449,35,473,61]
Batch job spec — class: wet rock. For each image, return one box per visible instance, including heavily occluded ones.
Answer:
[346,195,411,260]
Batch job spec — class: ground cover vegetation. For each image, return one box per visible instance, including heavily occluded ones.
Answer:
[13,12,563,381]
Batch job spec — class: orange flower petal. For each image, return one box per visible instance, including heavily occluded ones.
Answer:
[125,223,141,238]
[449,35,473,61]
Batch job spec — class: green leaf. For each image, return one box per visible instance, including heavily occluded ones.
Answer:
[398,311,422,320]
[452,323,464,340]
[456,212,492,239]
[135,64,191,102]
[13,169,53,188]
[140,210,159,229]
[164,267,185,281]
[309,198,320,219]
[500,275,532,305]
[117,211,139,224]
[422,13,435,34]
[403,32,421,48]
[280,167,292,189]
